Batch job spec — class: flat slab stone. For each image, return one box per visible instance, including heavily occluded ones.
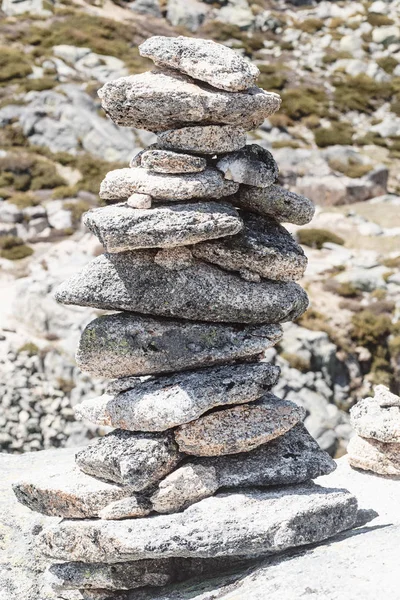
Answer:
[99,167,238,201]
[234,184,315,225]
[75,314,282,378]
[139,149,207,174]
[55,250,309,324]
[83,202,243,252]
[98,69,281,132]
[38,484,358,563]
[350,396,400,443]
[216,144,278,187]
[75,362,280,431]
[12,448,138,518]
[139,36,260,92]
[158,125,247,155]
[75,430,182,490]
[152,424,336,513]
[174,394,306,456]
[347,434,400,476]
[192,212,307,282]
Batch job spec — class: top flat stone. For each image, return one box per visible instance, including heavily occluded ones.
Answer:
[139,36,260,92]
[350,397,400,443]
[98,69,281,132]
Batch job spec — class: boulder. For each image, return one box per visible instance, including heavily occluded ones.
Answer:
[158,125,247,155]
[234,185,315,225]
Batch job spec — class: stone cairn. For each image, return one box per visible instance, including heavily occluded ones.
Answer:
[13,36,359,599]
[348,384,400,476]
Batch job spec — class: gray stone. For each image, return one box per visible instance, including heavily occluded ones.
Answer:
[127,193,152,209]
[99,167,238,201]
[152,423,336,513]
[75,313,283,378]
[235,184,315,225]
[371,384,400,408]
[192,212,307,281]
[82,202,243,252]
[158,125,246,155]
[350,397,400,443]
[55,250,309,324]
[139,36,259,92]
[98,69,281,132]
[140,149,207,173]
[216,145,278,187]
[347,434,400,476]
[98,496,152,520]
[75,429,182,490]
[174,394,306,456]
[75,362,280,431]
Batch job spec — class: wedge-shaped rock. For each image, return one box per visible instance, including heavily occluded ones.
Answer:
[75,429,182,490]
[235,184,315,225]
[139,36,260,92]
[140,149,207,174]
[39,484,358,562]
[192,212,307,281]
[12,448,137,518]
[347,434,400,476]
[158,126,246,155]
[76,314,282,379]
[216,144,278,187]
[152,424,337,513]
[98,496,151,520]
[55,250,309,324]
[75,362,280,431]
[350,397,400,443]
[175,394,306,456]
[83,202,243,253]
[98,69,281,131]
[99,167,238,201]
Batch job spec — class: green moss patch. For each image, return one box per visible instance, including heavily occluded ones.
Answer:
[0,47,32,84]
[0,235,33,260]
[297,228,345,249]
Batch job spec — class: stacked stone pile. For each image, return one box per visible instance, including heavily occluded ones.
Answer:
[348,384,400,476]
[13,36,358,599]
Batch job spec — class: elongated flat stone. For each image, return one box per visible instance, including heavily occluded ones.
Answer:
[99,167,238,201]
[83,202,243,252]
[98,69,281,132]
[350,397,400,443]
[140,149,207,174]
[216,145,278,187]
[75,362,280,431]
[98,496,151,520]
[347,434,400,476]
[175,394,305,456]
[75,430,182,490]
[39,484,358,562]
[158,126,247,155]
[55,250,309,324]
[235,184,315,225]
[76,314,282,379]
[192,212,307,281]
[152,424,337,513]
[139,36,260,92]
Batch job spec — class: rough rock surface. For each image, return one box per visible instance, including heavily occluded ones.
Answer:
[216,145,278,187]
[140,149,207,173]
[192,212,307,281]
[75,314,283,378]
[75,429,182,490]
[97,69,281,131]
[373,385,400,408]
[347,434,400,476]
[38,484,358,562]
[75,362,280,431]
[350,397,400,442]
[127,193,152,209]
[99,167,238,201]
[234,184,315,225]
[152,424,336,513]
[55,251,309,324]
[158,126,247,155]
[98,496,152,520]
[174,394,306,456]
[139,36,260,92]
[83,202,243,252]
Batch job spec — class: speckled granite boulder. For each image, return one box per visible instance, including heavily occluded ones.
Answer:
[158,125,246,155]
[350,396,400,443]
[216,145,278,187]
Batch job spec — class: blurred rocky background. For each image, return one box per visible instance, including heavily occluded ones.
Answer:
[1,0,400,458]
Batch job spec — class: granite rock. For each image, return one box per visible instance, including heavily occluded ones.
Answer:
[139,36,260,92]
[347,434,400,476]
[83,202,243,252]
[99,167,238,201]
[350,397,400,443]
[174,394,306,456]
[55,250,309,324]
[98,496,152,520]
[216,144,278,187]
[158,125,247,155]
[98,69,281,131]
[371,384,400,408]
[192,212,307,281]
[75,429,182,490]
[127,193,152,209]
[234,184,315,225]
[140,149,207,173]
[75,362,280,431]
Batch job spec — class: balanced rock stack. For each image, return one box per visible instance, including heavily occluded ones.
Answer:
[348,384,400,476]
[13,37,359,599]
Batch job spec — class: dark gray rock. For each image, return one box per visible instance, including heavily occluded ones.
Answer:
[216,145,278,187]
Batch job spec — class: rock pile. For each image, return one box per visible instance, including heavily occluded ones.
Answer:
[13,36,358,599]
[348,384,400,476]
